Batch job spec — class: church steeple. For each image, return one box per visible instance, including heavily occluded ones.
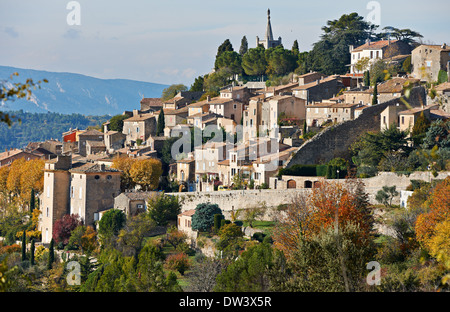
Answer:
[266,8,274,41]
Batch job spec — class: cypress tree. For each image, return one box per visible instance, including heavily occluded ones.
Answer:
[303,120,307,136]
[30,239,35,266]
[29,188,35,214]
[48,238,55,270]
[372,83,378,105]
[21,231,26,261]
[157,109,165,136]
[363,71,370,86]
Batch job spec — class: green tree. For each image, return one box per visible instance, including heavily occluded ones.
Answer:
[215,51,242,75]
[157,108,165,136]
[215,242,274,291]
[30,239,35,266]
[21,230,26,261]
[242,47,268,77]
[363,70,370,86]
[146,193,181,226]
[191,203,222,232]
[411,111,431,147]
[307,13,378,75]
[98,209,126,246]
[48,238,55,270]
[421,119,450,150]
[189,76,204,92]
[161,84,187,101]
[29,188,35,214]
[292,40,300,54]
[239,36,248,56]
[375,185,399,207]
[265,46,297,76]
[372,83,378,105]
[215,39,234,70]
[108,114,128,133]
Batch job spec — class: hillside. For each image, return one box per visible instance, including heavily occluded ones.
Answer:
[0,66,169,116]
[0,110,110,150]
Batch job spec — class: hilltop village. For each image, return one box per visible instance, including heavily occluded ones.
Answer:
[0,10,449,293]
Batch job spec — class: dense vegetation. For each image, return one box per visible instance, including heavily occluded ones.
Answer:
[0,110,110,149]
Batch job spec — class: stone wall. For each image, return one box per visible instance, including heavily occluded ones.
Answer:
[169,171,449,216]
[285,86,427,166]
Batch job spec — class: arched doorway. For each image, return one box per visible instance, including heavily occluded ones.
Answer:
[287,179,297,189]
[304,180,312,188]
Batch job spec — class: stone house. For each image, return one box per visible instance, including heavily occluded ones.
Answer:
[411,43,450,82]
[194,141,231,189]
[297,72,324,85]
[163,91,204,110]
[0,149,44,168]
[349,39,411,74]
[122,111,157,145]
[104,130,126,153]
[292,76,344,105]
[251,146,297,187]
[176,155,195,186]
[113,191,157,217]
[306,102,359,127]
[86,140,106,156]
[77,129,104,157]
[177,209,197,240]
[39,156,121,244]
[206,96,243,125]
[380,102,408,131]
[140,98,163,113]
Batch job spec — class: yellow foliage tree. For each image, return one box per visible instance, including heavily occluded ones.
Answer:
[112,156,136,190]
[129,158,162,191]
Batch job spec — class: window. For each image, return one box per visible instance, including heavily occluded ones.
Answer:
[376,51,379,58]
[370,51,373,59]
[95,175,100,180]
[383,116,386,124]
[71,186,74,198]
[47,185,50,198]
[79,187,82,199]
[46,207,49,217]
[233,104,237,110]
[401,116,405,124]
[426,61,432,67]
[136,127,139,133]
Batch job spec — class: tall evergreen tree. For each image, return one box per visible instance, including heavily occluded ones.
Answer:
[292,40,300,54]
[157,109,165,136]
[21,231,26,261]
[372,83,378,105]
[239,36,248,56]
[48,238,55,270]
[363,71,370,87]
[215,39,234,70]
[30,239,35,266]
[29,188,35,213]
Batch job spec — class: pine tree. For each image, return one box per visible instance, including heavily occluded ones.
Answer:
[157,109,165,136]
[21,231,26,261]
[48,238,55,270]
[30,239,35,266]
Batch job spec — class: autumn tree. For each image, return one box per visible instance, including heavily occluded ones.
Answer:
[53,214,83,246]
[0,72,48,126]
[129,158,162,191]
[415,177,450,251]
[111,156,135,191]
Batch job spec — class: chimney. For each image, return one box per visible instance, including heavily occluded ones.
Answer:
[207,95,211,102]
[441,43,447,49]
[133,109,139,116]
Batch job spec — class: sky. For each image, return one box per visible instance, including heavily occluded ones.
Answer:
[1,0,449,86]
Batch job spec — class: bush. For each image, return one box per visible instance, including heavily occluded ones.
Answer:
[165,252,190,275]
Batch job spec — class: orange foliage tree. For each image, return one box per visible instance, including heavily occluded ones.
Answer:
[415,177,450,251]
[272,179,373,260]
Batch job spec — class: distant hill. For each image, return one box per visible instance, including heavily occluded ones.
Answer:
[0,66,169,116]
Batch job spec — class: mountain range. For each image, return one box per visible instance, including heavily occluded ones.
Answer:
[0,66,169,116]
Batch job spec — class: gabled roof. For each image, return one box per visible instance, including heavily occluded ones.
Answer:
[352,40,398,52]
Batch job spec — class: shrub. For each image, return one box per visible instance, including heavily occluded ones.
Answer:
[165,252,190,275]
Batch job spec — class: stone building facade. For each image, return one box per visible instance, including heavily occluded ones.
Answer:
[39,156,121,244]
[412,43,450,82]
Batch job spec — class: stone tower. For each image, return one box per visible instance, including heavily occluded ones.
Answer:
[39,155,72,244]
[256,9,282,49]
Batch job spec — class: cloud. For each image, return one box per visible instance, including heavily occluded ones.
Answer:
[4,27,19,38]
[62,28,81,40]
